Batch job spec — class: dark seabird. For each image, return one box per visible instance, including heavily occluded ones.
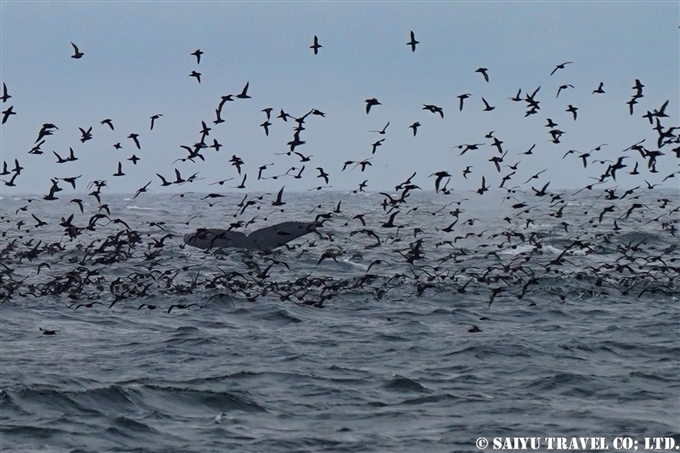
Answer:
[407,31,419,52]
[2,105,16,124]
[550,61,572,76]
[236,82,251,99]
[310,36,322,55]
[191,49,203,64]
[365,98,381,114]
[1,83,10,103]
[70,42,84,59]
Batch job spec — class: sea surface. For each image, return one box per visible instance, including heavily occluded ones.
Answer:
[1,189,679,452]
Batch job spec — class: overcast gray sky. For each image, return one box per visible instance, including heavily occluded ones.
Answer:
[1,1,678,196]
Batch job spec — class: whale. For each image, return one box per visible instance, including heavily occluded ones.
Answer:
[183,221,318,251]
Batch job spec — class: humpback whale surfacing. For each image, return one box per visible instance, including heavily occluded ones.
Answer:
[183,221,318,251]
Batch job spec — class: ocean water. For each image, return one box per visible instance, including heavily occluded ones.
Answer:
[1,189,678,452]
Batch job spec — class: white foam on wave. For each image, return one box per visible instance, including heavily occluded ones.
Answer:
[341,257,368,270]
[541,245,564,255]
[566,247,589,256]
[126,205,164,211]
[499,244,536,255]
[499,243,591,257]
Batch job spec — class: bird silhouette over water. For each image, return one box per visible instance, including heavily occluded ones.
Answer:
[272,186,286,206]
[477,176,489,194]
[429,171,450,193]
[316,167,330,184]
[1,27,678,318]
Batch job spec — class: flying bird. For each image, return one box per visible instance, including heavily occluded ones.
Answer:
[365,98,381,114]
[475,67,489,82]
[550,61,572,76]
[70,42,84,59]
[566,104,578,120]
[1,83,10,103]
[370,122,390,134]
[316,167,330,184]
[191,49,203,64]
[79,126,93,143]
[12,159,23,175]
[237,82,251,99]
[556,84,574,98]
[310,36,322,55]
[476,176,489,195]
[189,71,201,83]
[592,82,605,94]
[157,173,172,187]
[429,171,450,193]
[1,172,18,187]
[113,162,125,177]
[423,104,444,118]
[150,114,162,130]
[173,168,186,184]
[407,31,419,52]
[371,139,385,154]
[230,155,244,174]
[128,133,141,149]
[2,105,16,124]
[457,93,471,111]
[133,181,152,199]
[272,186,286,206]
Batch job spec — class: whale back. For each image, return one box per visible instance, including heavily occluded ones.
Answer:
[245,221,317,250]
[183,228,248,250]
[183,221,317,251]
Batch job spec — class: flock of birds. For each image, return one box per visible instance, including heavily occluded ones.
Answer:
[1,32,679,325]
